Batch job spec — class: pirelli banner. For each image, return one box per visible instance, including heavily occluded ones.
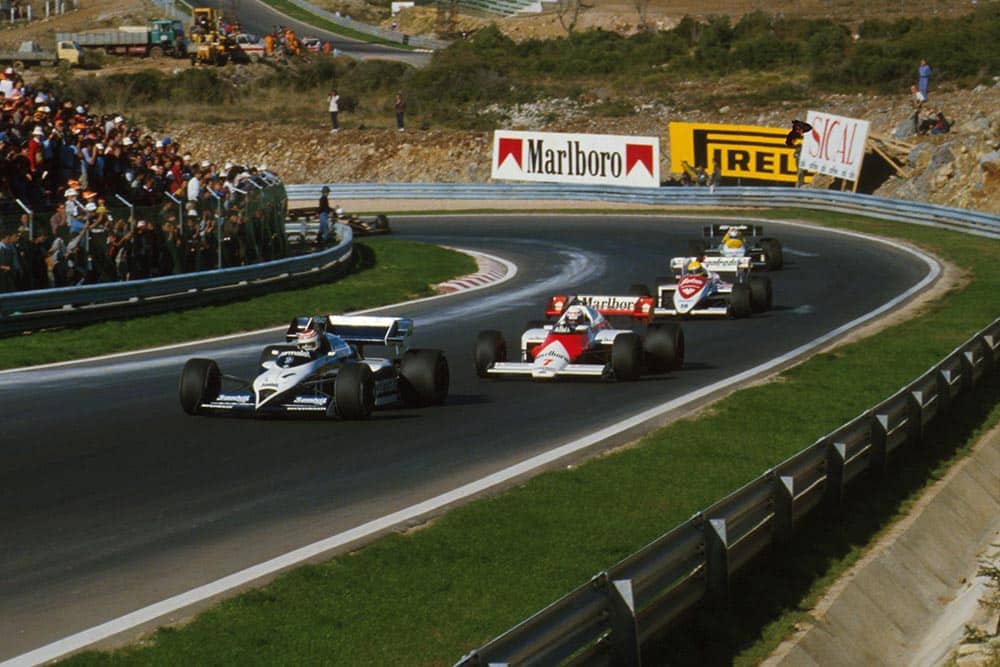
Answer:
[492,130,660,188]
[668,122,804,185]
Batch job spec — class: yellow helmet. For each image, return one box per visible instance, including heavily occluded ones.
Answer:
[687,259,704,274]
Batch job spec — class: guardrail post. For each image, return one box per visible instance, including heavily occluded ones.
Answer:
[962,341,986,390]
[771,470,795,545]
[906,391,927,445]
[607,577,641,667]
[870,412,889,473]
[704,516,729,600]
[982,328,1000,373]
[825,441,847,511]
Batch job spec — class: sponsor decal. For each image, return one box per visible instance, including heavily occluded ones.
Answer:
[798,110,869,182]
[577,295,640,311]
[678,275,707,299]
[669,122,810,185]
[216,393,251,403]
[492,130,659,187]
[293,396,329,406]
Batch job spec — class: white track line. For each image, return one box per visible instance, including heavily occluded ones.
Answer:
[2,223,941,667]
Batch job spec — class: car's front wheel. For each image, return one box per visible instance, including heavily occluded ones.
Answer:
[475,330,506,378]
[612,333,643,381]
[179,358,221,415]
[333,362,375,419]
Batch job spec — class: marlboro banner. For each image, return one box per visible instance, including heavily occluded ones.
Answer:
[798,111,870,182]
[492,130,659,188]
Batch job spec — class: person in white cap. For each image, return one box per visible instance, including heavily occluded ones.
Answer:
[187,164,201,203]
[65,189,85,235]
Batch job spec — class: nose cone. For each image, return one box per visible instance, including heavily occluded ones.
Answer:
[531,340,571,378]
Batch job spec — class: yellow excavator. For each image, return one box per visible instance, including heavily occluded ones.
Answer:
[188,7,232,65]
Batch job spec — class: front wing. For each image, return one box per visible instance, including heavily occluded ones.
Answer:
[486,361,609,379]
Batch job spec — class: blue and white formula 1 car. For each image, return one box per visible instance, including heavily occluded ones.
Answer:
[179,315,449,419]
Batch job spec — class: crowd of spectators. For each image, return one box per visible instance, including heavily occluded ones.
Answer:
[0,65,287,293]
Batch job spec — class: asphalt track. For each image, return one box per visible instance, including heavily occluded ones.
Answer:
[200,0,432,65]
[0,214,932,660]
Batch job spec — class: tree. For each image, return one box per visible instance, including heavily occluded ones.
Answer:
[556,0,592,36]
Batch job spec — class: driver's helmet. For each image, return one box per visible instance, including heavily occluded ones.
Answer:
[724,228,744,249]
[725,227,741,239]
[564,305,585,328]
[297,328,320,352]
[687,259,707,276]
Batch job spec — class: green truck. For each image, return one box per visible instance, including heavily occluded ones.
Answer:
[56,19,187,58]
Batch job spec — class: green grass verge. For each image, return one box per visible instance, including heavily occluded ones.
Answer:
[0,238,475,371]
[60,211,999,666]
[258,0,412,50]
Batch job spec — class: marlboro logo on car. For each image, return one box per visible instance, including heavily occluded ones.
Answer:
[492,130,660,187]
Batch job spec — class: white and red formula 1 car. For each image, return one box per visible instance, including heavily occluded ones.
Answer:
[630,255,773,318]
[474,295,684,381]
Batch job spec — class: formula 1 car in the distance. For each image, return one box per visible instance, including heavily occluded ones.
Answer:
[630,255,773,318]
[475,295,684,381]
[179,315,448,419]
[688,223,783,270]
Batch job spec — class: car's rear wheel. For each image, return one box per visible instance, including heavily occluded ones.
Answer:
[760,238,784,270]
[475,330,506,378]
[645,323,684,372]
[179,358,221,415]
[333,362,375,419]
[612,333,643,381]
[749,275,773,313]
[401,349,450,405]
[730,283,752,318]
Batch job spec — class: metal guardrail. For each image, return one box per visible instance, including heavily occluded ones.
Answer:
[285,0,450,50]
[286,183,1000,239]
[0,224,353,335]
[454,317,1000,666]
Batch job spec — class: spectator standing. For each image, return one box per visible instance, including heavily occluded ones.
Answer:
[0,230,17,292]
[394,93,406,131]
[317,185,331,244]
[918,59,932,99]
[328,89,340,132]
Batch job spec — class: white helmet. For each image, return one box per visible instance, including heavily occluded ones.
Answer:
[297,328,320,352]
[565,305,585,327]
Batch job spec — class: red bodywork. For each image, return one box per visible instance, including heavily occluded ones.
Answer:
[677,275,709,299]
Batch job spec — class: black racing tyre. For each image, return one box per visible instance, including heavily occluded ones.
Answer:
[760,238,784,270]
[611,333,643,381]
[749,275,773,313]
[333,362,375,419]
[400,349,450,406]
[374,213,390,231]
[687,240,707,257]
[730,283,752,319]
[627,283,652,297]
[644,323,685,373]
[475,330,506,378]
[179,358,221,415]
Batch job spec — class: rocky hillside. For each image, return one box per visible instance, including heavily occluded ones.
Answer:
[166,82,1000,214]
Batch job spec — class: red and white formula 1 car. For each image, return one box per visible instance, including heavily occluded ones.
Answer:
[474,295,684,381]
[632,255,772,318]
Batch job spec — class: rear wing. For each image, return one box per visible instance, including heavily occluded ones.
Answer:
[670,255,751,274]
[546,295,656,321]
[703,223,763,239]
[286,315,413,355]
